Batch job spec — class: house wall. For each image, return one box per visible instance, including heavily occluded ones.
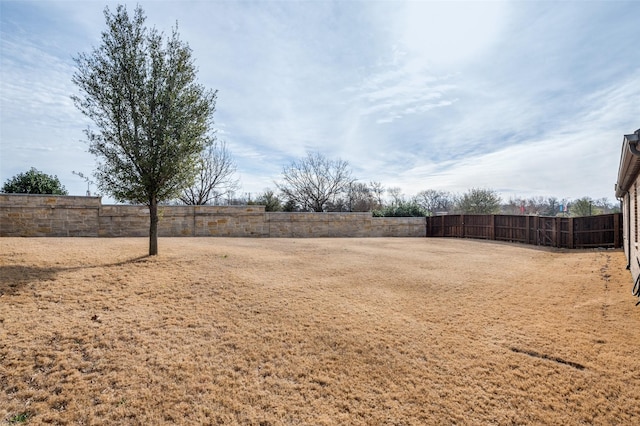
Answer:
[0,194,426,238]
[621,182,640,280]
[615,129,640,289]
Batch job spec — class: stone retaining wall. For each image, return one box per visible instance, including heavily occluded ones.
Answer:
[0,194,426,238]
[0,194,101,237]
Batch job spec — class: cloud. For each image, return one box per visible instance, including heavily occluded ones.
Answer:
[347,66,459,124]
[391,70,640,200]
[395,0,508,69]
[0,24,93,190]
[1,0,638,203]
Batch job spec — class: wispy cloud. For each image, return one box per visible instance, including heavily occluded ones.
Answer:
[394,70,640,199]
[1,0,638,202]
[1,11,93,183]
[348,66,459,124]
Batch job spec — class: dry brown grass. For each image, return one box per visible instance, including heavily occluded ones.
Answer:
[1,237,639,425]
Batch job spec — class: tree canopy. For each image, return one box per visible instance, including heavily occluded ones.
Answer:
[415,189,454,216]
[276,152,355,212]
[250,189,283,212]
[570,197,594,217]
[72,5,217,255]
[455,188,502,214]
[2,168,68,195]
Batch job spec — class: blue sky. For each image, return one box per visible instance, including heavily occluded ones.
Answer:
[1,0,639,204]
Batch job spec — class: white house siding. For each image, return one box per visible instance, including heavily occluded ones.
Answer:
[615,129,640,288]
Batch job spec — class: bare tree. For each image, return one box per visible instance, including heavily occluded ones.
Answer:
[593,197,619,214]
[540,197,559,216]
[387,187,404,207]
[505,195,567,216]
[504,196,522,215]
[369,181,385,208]
[415,189,454,216]
[329,182,381,212]
[353,182,381,212]
[179,140,239,205]
[276,152,355,212]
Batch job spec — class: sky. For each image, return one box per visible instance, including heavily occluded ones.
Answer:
[1,0,639,205]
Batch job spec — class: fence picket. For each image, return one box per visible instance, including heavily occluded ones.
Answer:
[425,213,622,249]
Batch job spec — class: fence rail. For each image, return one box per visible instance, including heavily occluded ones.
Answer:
[426,213,622,249]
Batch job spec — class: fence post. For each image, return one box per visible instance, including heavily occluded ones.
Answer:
[461,215,465,238]
[568,217,574,249]
[490,215,496,240]
[614,213,621,248]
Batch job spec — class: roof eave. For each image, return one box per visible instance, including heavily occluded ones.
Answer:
[615,129,640,199]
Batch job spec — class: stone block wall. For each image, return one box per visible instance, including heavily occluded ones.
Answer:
[94,204,268,237]
[0,194,101,237]
[0,194,426,238]
[194,205,267,237]
[268,212,369,237]
[266,213,426,237]
[98,204,151,237]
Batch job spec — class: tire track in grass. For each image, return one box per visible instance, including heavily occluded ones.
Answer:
[509,347,586,370]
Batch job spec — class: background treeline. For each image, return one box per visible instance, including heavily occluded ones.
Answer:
[4,155,619,218]
[244,186,619,217]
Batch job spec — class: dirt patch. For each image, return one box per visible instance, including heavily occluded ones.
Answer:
[1,237,639,425]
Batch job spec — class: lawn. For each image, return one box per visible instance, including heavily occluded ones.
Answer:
[1,237,639,425]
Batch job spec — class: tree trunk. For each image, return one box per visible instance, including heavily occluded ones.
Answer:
[149,198,159,256]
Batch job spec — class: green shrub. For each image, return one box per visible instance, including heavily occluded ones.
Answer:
[373,202,426,217]
[2,167,68,195]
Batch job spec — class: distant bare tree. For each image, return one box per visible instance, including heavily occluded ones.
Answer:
[592,197,619,214]
[505,195,568,216]
[387,187,404,207]
[369,181,385,208]
[504,196,525,215]
[526,196,545,214]
[326,181,380,212]
[348,182,381,212]
[179,140,239,205]
[276,152,355,212]
[541,197,560,216]
[415,189,454,216]
[325,197,349,212]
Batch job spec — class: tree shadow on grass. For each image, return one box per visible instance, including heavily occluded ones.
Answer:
[0,256,150,296]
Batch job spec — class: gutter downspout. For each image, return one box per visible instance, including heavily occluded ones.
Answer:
[616,190,630,269]
[626,191,631,269]
[623,130,640,270]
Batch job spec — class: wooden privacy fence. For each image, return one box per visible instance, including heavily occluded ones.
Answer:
[426,213,622,249]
